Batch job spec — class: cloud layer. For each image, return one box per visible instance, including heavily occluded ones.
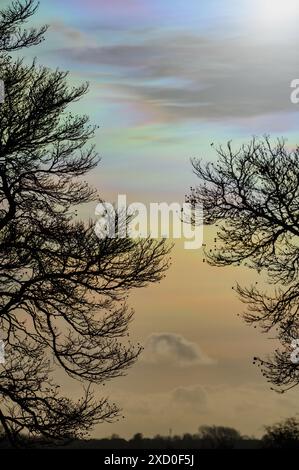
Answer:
[96,382,299,438]
[54,30,299,124]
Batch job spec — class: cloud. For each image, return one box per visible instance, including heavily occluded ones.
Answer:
[51,21,84,41]
[172,385,208,410]
[53,31,299,124]
[73,0,149,18]
[48,21,96,48]
[141,332,216,367]
[97,382,299,438]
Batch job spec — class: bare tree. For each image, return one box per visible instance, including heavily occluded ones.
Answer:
[0,1,170,446]
[0,0,47,52]
[187,137,299,392]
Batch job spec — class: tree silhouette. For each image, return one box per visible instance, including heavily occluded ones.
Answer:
[187,137,299,392]
[262,417,299,449]
[198,425,241,449]
[0,0,47,52]
[0,1,170,446]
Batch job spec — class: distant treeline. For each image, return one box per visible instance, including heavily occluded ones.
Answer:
[1,418,299,449]
[60,433,260,450]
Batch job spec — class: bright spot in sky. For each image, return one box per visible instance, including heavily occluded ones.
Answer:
[257,0,298,25]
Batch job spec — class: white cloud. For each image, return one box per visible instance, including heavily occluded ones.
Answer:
[141,332,216,367]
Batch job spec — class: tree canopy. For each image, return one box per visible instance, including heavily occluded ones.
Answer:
[0,0,169,446]
[188,137,299,392]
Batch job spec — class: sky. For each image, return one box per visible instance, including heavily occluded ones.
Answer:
[10,0,299,437]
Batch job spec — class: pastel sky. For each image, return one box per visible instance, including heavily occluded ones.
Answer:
[9,0,299,437]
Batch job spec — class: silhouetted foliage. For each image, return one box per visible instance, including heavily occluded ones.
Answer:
[187,137,299,391]
[198,425,242,449]
[0,424,259,449]
[0,0,47,52]
[7,417,299,449]
[262,417,299,449]
[0,1,170,446]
